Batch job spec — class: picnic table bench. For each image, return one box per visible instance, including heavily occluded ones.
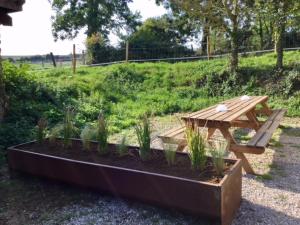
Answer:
[158,96,286,174]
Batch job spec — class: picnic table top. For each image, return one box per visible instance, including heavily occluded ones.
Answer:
[181,96,268,123]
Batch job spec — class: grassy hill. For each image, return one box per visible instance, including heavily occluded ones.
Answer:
[0,51,299,153]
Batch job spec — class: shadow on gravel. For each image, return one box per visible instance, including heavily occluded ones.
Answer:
[246,126,300,194]
[1,166,210,225]
[233,199,300,225]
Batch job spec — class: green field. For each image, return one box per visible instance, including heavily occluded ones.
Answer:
[1,51,299,153]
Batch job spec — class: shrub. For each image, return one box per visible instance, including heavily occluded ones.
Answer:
[164,144,176,166]
[210,142,227,176]
[135,115,151,161]
[117,135,128,157]
[36,118,47,144]
[186,128,207,170]
[97,113,109,155]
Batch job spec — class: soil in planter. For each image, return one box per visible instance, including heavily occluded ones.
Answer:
[19,140,235,184]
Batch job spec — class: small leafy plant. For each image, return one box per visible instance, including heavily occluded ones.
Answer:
[135,115,151,161]
[117,135,128,157]
[186,127,207,170]
[210,142,227,176]
[36,118,47,144]
[164,144,176,166]
[80,125,95,150]
[97,113,109,155]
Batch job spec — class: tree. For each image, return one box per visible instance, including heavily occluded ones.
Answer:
[158,0,254,73]
[122,15,194,60]
[263,0,300,69]
[50,0,140,40]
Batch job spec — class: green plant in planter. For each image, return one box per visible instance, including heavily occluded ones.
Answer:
[164,144,176,166]
[186,127,207,170]
[117,135,128,157]
[63,107,78,148]
[48,124,63,144]
[48,107,78,148]
[135,115,151,161]
[80,125,96,150]
[210,142,227,176]
[97,113,109,155]
[36,118,47,144]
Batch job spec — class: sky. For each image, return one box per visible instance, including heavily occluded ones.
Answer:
[0,0,166,56]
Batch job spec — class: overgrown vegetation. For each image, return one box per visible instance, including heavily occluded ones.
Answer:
[0,51,299,167]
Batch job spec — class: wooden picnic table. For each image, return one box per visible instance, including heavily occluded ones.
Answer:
[159,96,286,174]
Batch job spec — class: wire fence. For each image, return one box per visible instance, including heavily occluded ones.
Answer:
[3,33,300,70]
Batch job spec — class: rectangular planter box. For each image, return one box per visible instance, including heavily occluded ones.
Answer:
[8,141,242,225]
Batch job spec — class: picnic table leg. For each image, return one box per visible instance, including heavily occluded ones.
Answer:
[219,127,256,175]
[246,111,261,131]
[261,102,273,116]
[177,141,186,152]
[206,128,216,140]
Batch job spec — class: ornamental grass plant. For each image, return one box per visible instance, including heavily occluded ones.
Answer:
[186,127,207,170]
[135,115,151,161]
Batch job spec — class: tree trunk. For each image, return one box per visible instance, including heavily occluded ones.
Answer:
[258,15,264,50]
[201,23,209,55]
[230,17,239,73]
[274,23,285,69]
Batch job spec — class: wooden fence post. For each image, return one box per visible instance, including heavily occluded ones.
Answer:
[82,50,85,65]
[125,41,129,62]
[72,44,76,74]
[50,52,56,67]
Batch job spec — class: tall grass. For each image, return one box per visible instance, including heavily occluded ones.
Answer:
[97,113,109,155]
[210,142,227,176]
[135,115,151,161]
[36,118,47,144]
[186,127,207,170]
[63,107,77,148]
[164,144,176,166]
[117,135,128,157]
[80,125,95,150]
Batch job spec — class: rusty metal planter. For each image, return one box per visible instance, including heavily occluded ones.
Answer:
[8,141,242,225]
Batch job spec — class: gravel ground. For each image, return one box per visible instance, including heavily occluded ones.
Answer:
[1,116,300,225]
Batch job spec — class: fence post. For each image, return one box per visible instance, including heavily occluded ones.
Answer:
[82,50,85,65]
[72,44,76,74]
[50,52,56,67]
[125,41,129,62]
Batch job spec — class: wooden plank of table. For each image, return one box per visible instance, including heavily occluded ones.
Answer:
[223,96,268,122]
[205,96,262,121]
[187,97,242,120]
[159,126,185,138]
[207,96,261,122]
[197,98,245,120]
[182,97,240,119]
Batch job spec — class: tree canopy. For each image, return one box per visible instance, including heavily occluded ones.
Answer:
[50,0,140,40]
